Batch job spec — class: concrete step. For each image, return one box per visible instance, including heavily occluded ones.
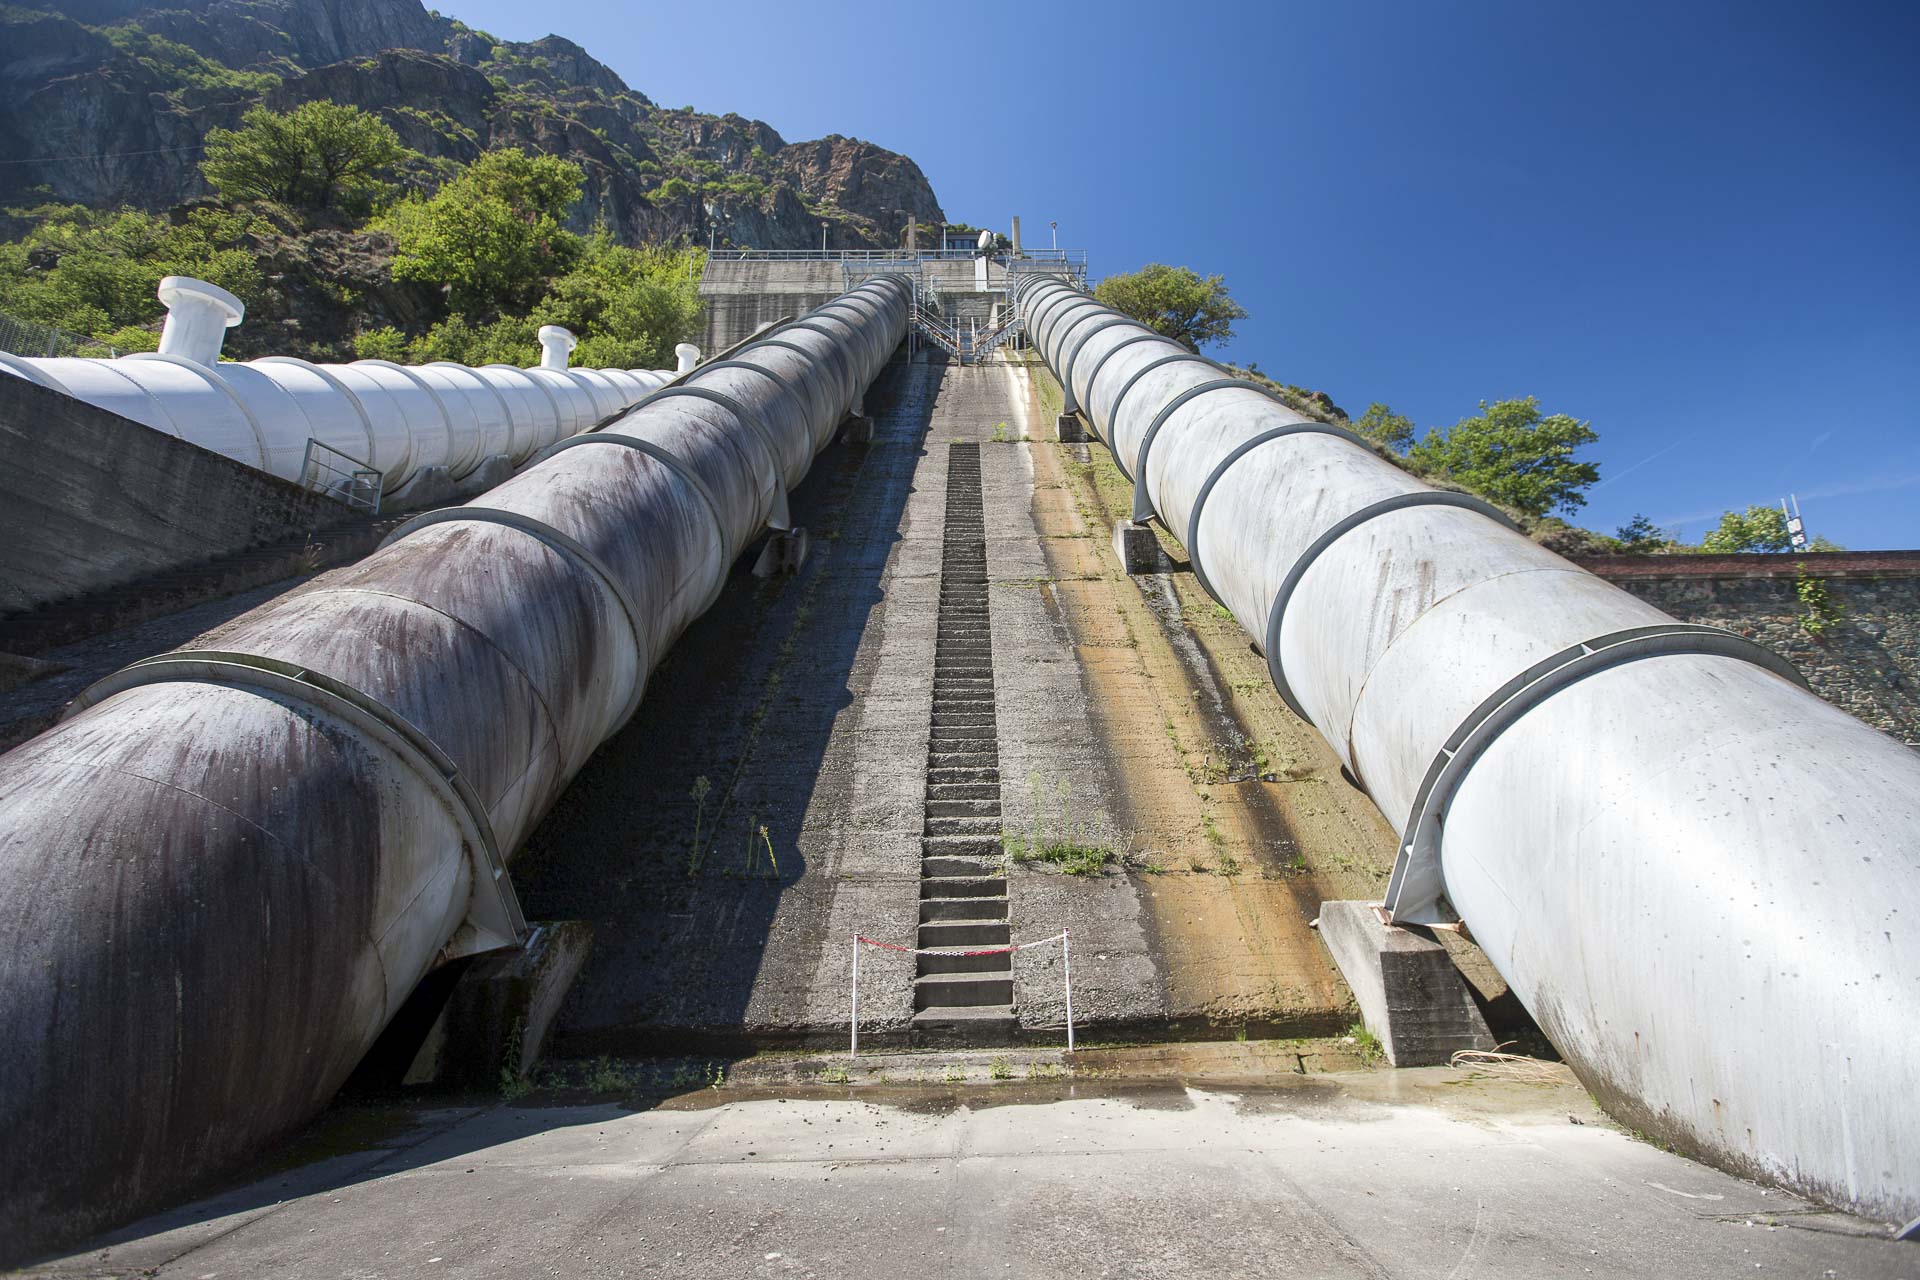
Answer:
[914,972,1014,1009]
[919,875,1007,899]
[924,815,1002,836]
[918,920,1010,948]
[920,855,1000,878]
[928,782,1000,801]
[928,723,996,741]
[926,798,1000,818]
[928,772,998,789]
[917,947,1013,976]
[921,833,1002,858]
[920,895,1008,922]
[927,753,998,771]
[909,1006,1018,1048]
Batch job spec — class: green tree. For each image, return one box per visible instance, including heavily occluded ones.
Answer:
[380,149,584,312]
[1405,397,1600,517]
[201,103,412,214]
[1353,402,1415,454]
[1093,263,1247,352]
[1699,505,1794,553]
[533,236,705,369]
[1614,513,1668,553]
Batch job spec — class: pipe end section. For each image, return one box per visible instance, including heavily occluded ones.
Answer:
[674,343,701,374]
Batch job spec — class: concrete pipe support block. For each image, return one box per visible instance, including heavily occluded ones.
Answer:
[1316,900,1494,1066]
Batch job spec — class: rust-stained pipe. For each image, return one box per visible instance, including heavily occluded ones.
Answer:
[0,277,911,1260]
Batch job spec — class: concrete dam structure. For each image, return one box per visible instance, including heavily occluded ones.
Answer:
[1012,272,1920,1224]
[0,276,910,1254]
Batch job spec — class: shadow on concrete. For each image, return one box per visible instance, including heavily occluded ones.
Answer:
[501,353,939,1056]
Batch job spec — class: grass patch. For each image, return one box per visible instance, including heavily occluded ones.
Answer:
[1346,1022,1385,1066]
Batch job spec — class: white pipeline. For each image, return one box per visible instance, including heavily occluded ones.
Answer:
[0,277,692,497]
[1014,272,1920,1223]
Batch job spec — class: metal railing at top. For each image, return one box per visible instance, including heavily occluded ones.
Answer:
[710,247,1087,266]
[299,438,383,514]
[0,310,123,360]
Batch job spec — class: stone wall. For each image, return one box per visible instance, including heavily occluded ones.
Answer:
[0,374,355,620]
[1575,552,1920,746]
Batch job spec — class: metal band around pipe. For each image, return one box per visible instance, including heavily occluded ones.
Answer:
[1041,297,1108,360]
[1131,379,1287,522]
[1384,622,1811,925]
[1025,285,1082,346]
[636,385,792,527]
[1262,492,1520,720]
[1057,315,1134,406]
[135,353,275,472]
[379,506,653,730]
[1103,353,1222,479]
[1029,288,1084,346]
[1078,332,1177,433]
[539,433,732,614]
[1184,422,1370,603]
[1031,290,1091,354]
[63,649,527,957]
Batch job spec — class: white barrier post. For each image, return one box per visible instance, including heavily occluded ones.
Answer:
[1063,928,1075,1053]
[850,935,860,1058]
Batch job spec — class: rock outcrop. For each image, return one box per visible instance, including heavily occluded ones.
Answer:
[0,0,944,250]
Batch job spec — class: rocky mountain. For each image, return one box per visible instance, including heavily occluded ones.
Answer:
[0,0,945,249]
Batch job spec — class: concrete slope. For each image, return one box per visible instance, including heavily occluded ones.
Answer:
[0,372,357,620]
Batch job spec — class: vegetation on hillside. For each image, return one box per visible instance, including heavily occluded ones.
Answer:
[0,105,703,368]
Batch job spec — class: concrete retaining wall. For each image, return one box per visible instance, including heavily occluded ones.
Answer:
[1576,552,1920,746]
[0,373,354,619]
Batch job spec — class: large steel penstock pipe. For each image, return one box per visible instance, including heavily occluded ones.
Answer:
[0,278,911,1259]
[1013,272,1920,1222]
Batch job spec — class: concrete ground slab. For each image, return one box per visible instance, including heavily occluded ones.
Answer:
[28,1066,1908,1278]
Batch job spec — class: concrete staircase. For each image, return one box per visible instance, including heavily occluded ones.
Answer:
[912,442,1016,1044]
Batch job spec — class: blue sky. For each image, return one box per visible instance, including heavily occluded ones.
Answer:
[445,0,1920,548]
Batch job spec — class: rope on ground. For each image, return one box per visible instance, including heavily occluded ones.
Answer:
[1447,1043,1565,1083]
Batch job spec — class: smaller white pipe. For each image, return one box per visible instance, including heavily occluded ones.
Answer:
[537,326,577,371]
[156,277,244,366]
[675,343,701,374]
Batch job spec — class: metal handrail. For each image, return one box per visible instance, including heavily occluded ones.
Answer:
[299,438,383,514]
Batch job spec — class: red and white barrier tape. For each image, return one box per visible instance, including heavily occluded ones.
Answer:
[849,928,1074,1058]
[853,931,1067,957]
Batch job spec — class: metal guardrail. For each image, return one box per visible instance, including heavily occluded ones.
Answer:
[299,438,383,514]
[0,310,123,360]
[712,247,1087,266]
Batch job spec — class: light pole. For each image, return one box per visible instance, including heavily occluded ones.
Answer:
[1050,220,1057,250]
[821,220,829,256]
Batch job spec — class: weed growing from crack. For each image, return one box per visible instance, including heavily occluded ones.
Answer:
[1346,1022,1385,1066]
[990,1056,1014,1080]
[686,775,711,875]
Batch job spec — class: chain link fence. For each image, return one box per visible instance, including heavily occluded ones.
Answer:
[0,310,123,360]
